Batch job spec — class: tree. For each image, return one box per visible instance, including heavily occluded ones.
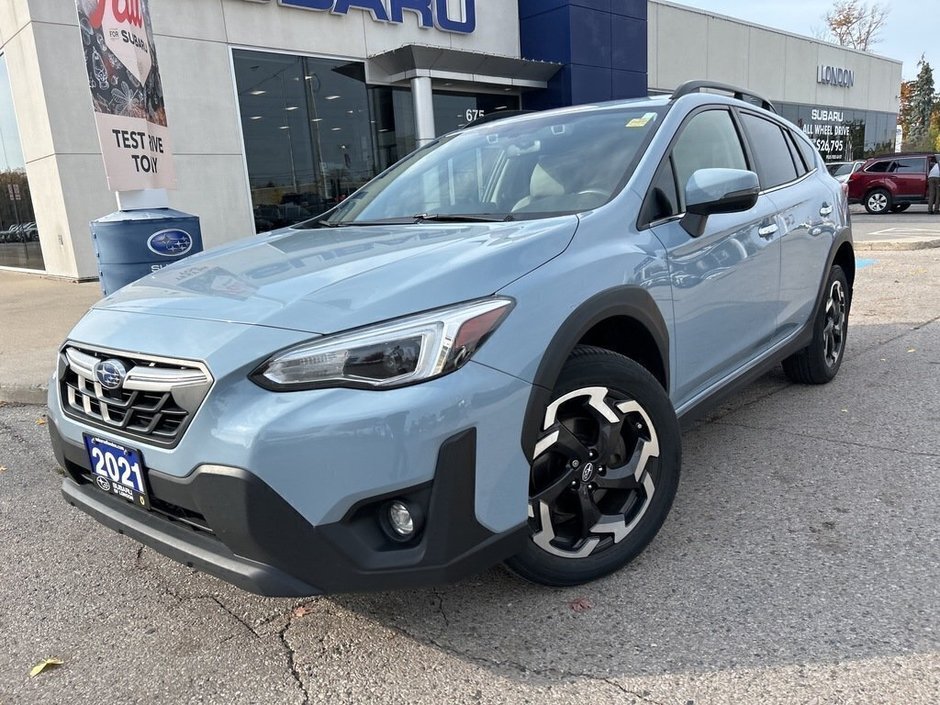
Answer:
[822,0,889,51]
[928,105,940,152]
[900,58,938,151]
[898,80,914,144]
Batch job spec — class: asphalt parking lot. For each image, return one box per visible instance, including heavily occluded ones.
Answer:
[850,204,940,249]
[1,248,938,705]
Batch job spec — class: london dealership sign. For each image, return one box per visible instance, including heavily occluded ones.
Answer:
[246,0,476,34]
[817,64,856,88]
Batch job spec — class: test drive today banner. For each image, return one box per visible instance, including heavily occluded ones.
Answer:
[76,0,176,191]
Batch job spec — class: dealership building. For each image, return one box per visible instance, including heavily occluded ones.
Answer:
[0,0,902,279]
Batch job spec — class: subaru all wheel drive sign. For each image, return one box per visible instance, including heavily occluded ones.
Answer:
[75,0,177,191]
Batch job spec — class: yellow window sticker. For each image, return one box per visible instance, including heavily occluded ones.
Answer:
[626,112,658,128]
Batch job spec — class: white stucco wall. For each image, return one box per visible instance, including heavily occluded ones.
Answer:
[648,0,902,114]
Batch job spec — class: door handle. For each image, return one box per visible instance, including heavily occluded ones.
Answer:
[819,203,833,216]
[757,222,778,238]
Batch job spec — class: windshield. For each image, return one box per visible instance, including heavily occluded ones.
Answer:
[313,106,666,226]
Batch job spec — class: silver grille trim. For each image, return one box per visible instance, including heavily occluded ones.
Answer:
[59,344,214,448]
[65,347,210,393]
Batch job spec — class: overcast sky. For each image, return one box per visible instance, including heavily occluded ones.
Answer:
[674,0,938,82]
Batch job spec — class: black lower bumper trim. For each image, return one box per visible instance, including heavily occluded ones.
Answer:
[50,419,527,596]
[61,479,320,597]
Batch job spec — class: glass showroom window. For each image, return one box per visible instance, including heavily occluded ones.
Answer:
[432,91,520,135]
[779,102,897,162]
[369,86,417,174]
[234,50,375,233]
[369,87,522,174]
[0,53,43,270]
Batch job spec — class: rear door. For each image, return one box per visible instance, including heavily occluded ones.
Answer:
[644,107,782,405]
[737,111,833,333]
[891,157,928,199]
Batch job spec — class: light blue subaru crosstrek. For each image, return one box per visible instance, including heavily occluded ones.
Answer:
[49,81,853,595]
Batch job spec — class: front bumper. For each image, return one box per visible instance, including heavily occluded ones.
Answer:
[51,419,525,596]
[48,309,534,595]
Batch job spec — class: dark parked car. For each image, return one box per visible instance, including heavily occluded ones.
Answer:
[848,152,940,213]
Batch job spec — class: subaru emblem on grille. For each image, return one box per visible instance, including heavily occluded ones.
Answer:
[94,359,128,390]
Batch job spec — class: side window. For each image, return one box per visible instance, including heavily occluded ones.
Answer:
[784,130,808,177]
[740,113,798,189]
[894,157,927,174]
[866,160,892,173]
[793,132,818,171]
[671,109,748,211]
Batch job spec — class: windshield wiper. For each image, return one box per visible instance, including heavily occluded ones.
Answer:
[414,213,514,223]
[313,217,419,228]
[312,214,513,228]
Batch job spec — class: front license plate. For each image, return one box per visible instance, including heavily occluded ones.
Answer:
[83,435,150,510]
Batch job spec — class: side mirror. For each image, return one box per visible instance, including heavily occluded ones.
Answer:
[681,168,760,237]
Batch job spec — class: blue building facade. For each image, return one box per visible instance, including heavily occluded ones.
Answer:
[519,0,648,110]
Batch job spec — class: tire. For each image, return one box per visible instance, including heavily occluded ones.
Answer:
[890,203,911,213]
[864,189,892,214]
[505,346,681,587]
[782,265,850,384]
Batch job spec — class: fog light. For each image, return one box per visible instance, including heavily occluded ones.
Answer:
[387,501,414,537]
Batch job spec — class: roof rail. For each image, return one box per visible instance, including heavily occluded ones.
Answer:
[671,80,776,113]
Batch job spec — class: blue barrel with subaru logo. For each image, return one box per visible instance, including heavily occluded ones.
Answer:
[90,208,202,296]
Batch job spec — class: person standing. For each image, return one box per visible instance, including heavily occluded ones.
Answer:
[929,157,940,214]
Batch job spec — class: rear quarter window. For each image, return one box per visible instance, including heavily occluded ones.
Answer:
[784,130,808,176]
[792,131,819,172]
[893,157,927,174]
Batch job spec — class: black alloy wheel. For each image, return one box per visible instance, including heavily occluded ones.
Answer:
[506,346,681,586]
[782,264,850,384]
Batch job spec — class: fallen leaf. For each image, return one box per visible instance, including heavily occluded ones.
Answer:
[292,605,313,618]
[35,416,47,426]
[29,658,63,678]
[0,465,7,474]
[567,597,592,613]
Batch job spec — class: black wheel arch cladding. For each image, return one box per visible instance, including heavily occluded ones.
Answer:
[520,286,670,459]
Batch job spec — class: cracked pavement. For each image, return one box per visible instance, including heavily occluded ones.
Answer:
[1,250,938,704]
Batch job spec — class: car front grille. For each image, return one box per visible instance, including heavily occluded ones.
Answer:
[59,344,213,448]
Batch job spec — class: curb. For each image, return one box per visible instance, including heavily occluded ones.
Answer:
[854,238,940,251]
[0,383,48,406]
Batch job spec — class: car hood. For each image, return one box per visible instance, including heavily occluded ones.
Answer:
[94,218,578,334]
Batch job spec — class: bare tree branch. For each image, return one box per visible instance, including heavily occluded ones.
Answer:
[822,0,890,51]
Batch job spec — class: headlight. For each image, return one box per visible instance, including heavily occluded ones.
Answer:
[252,297,514,391]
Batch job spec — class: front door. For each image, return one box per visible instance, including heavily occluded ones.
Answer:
[646,108,782,407]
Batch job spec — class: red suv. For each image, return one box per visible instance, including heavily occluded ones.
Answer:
[848,152,940,214]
